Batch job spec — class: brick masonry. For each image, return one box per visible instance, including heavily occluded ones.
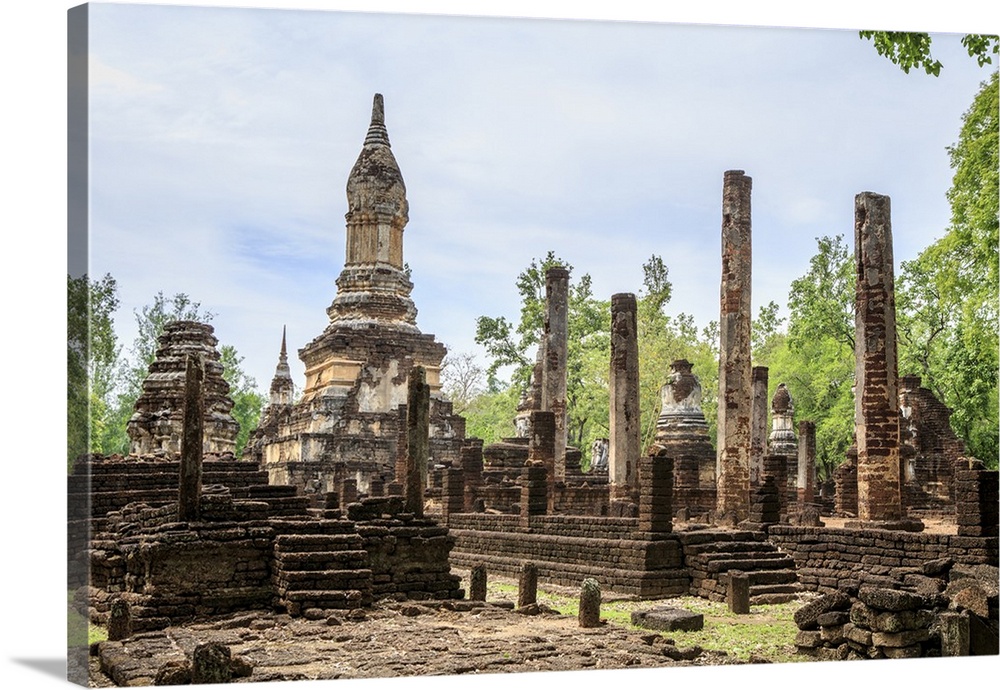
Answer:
[717,170,753,521]
[853,192,903,522]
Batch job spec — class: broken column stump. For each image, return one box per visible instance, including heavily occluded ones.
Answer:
[460,439,484,512]
[609,292,641,502]
[939,611,971,657]
[440,467,464,525]
[191,642,232,685]
[107,599,132,642]
[750,366,769,488]
[519,461,549,531]
[178,354,205,523]
[518,562,538,608]
[638,450,673,535]
[404,366,430,518]
[469,564,487,602]
[578,578,602,628]
[728,570,751,614]
[526,409,556,514]
[542,265,570,479]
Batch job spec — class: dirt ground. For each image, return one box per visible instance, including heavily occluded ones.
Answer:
[87,574,770,686]
[820,516,956,535]
[85,518,958,685]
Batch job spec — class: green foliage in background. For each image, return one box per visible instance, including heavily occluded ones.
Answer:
[66,278,266,466]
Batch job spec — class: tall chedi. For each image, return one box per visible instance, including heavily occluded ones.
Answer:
[254,94,466,494]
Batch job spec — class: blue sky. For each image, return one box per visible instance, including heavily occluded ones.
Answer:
[80,2,997,392]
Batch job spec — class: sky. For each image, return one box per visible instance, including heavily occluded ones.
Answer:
[76,1,999,393]
[2,3,999,689]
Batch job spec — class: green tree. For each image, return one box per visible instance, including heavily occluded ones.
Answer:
[786,235,855,353]
[475,252,612,451]
[768,236,857,478]
[440,351,487,416]
[897,72,999,466]
[859,31,998,76]
[220,345,266,455]
[474,253,719,457]
[635,256,718,450]
[67,273,120,468]
[78,287,266,457]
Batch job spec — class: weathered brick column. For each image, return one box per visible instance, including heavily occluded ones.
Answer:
[404,366,430,517]
[519,463,549,530]
[638,447,673,535]
[750,366,769,488]
[853,192,903,523]
[178,354,205,522]
[716,170,753,521]
[762,453,789,519]
[527,410,556,513]
[340,478,358,507]
[797,420,816,505]
[835,442,859,515]
[955,459,998,537]
[440,467,464,525]
[460,439,484,512]
[542,265,569,479]
[609,292,641,502]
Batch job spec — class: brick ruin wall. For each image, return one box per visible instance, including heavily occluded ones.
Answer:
[769,525,998,594]
[899,375,967,513]
[444,481,610,516]
[447,513,688,598]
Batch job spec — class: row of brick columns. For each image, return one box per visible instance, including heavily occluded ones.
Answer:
[418,180,924,531]
[715,175,914,527]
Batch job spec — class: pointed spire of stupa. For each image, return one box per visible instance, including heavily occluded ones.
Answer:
[269,326,294,405]
[364,93,391,147]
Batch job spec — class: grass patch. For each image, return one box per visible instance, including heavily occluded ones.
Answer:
[655,597,803,663]
[68,590,107,648]
[481,577,802,663]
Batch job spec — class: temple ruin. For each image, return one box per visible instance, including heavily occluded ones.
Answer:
[654,359,716,517]
[247,94,467,496]
[126,321,239,456]
[72,97,998,686]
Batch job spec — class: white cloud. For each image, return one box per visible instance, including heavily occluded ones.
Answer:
[78,3,997,390]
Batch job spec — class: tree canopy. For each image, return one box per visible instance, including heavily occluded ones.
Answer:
[67,277,266,466]
[859,31,998,76]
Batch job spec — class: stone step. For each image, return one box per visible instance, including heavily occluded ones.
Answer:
[280,589,368,604]
[706,556,796,574]
[273,550,370,569]
[683,540,779,555]
[270,519,357,535]
[676,530,763,546]
[258,496,313,513]
[274,534,364,551]
[246,484,299,497]
[276,569,374,585]
[749,583,802,596]
[750,592,802,605]
[722,569,799,586]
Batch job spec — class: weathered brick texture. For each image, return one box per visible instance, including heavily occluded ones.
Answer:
[717,170,753,521]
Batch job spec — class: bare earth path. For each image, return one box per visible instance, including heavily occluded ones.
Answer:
[88,571,803,686]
